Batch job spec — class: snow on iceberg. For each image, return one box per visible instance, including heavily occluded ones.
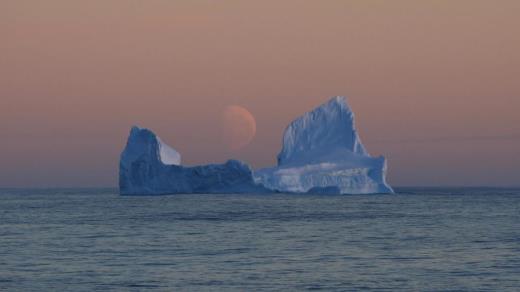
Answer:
[119,126,267,195]
[254,96,393,194]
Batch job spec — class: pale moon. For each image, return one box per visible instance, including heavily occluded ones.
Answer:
[221,105,257,150]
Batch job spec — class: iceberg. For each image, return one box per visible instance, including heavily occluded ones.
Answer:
[119,96,393,195]
[119,127,267,195]
[254,96,393,194]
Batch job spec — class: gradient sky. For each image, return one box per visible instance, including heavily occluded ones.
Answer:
[1,0,519,187]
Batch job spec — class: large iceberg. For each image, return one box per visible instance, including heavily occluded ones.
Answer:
[119,96,393,195]
[119,127,267,195]
[254,96,393,194]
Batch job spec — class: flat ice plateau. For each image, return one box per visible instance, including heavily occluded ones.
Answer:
[119,96,393,195]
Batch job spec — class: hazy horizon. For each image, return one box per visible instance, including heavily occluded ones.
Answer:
[2,1,519,188]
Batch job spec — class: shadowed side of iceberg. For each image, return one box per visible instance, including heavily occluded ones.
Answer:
[119,126,268,195]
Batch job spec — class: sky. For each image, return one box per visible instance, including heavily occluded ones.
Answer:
[1,0,519,187]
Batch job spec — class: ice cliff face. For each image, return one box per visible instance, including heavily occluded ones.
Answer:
[254,96,393,194]
[277,96,368,165]
[119,126,266,195]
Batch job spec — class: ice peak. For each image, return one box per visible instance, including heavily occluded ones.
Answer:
[277,96,368,166]
[122,126,181,166]
[330,95,347,104]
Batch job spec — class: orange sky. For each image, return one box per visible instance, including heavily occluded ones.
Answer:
[1,0,519,187]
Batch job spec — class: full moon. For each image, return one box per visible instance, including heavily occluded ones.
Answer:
[221,105,257,150]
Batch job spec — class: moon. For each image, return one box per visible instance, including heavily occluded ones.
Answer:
[221,105,257,150]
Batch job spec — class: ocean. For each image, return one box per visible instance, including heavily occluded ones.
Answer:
[1,188,519,291]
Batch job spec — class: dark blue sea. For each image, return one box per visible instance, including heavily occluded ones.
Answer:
[1,188,519,291]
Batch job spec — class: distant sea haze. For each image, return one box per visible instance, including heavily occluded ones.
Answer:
[373,134,520,143]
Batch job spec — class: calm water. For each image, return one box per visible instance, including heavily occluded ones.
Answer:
[1,188,519,291]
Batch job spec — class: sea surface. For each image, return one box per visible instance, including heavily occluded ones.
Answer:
[0,188,519,291]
